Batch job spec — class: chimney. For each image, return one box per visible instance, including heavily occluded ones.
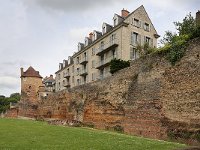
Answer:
[89,32,93,40]
[121,8,129,18]
[20,67,23,76]
[196,10,200,27]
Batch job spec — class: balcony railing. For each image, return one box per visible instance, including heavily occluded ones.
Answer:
[96,39,119,56]
[64,72,70,78]
[80,68,88,76]
[80,56,88,65]
[96,55,117,69]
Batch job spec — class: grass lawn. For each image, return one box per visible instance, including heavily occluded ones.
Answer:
[0,118,187,150]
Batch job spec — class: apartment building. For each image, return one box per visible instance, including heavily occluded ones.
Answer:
[55,5,160,92]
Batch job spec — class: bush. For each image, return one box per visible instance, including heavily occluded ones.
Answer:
[110,58,130,74]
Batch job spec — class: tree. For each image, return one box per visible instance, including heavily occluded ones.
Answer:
[158,12,199,65]
[174,12,196,36]
[0,93,20,113]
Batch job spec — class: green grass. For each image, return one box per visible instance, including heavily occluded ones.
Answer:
[0,118,186,150]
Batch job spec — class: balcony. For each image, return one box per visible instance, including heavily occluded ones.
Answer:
[96,56,117,70]
[96,39,119,56]
[64,73,70,78]
[80,69,88,76]
[80,56,88,65]
[64,82,70,88]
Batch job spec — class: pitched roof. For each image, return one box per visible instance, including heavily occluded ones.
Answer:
[43,76,55,83]
[21,66,42,78]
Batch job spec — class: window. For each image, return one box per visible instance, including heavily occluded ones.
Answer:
[100,41,104,50]
[102,26,106,34]
[76,57,80,64]
[144,36,151,44]
[133,18,140,27]
[83,76,87,84]
[67,68,70,74]
[144,23,150,31]
[92,60,95,68]
[58,82,60,90]
[144,36,153,47]
[59,64,62,70]
[110,34,116,45]
[114,18,117,26]
[72,76,74,83]
[130,48,139,60]
[83,52,87,60]
[92,48,95,55]
[72,66,74,74]
[58,74,61,80]
[112,49,117,58]
[92,73,96,81]
[85,38,88,46]
[77,79,80,86]
[131,32,141,46]
[77,68,80,75]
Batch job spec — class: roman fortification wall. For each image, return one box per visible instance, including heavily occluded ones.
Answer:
[38,38,200,144]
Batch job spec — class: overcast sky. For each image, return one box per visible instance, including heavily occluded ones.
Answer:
[0,0,199,96]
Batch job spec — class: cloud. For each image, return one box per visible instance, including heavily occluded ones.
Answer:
[0,76,20,97]
[23,0,132,13]
[0,76,19,89]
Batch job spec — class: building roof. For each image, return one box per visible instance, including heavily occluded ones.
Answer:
[43,75,55,84]
[21,66,42,78]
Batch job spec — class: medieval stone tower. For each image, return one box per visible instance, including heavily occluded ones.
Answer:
[18,66,43,118]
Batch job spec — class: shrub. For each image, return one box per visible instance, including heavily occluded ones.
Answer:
[110,58,130,74]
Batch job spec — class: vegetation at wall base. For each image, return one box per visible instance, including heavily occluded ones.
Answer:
[110,58,130,74]
[0,118,187,150]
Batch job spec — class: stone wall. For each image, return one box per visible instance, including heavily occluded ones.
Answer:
[37,38,200,144]
[5,108,18,118]
[18,77,43,118]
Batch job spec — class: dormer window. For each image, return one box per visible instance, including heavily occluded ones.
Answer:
[78,43,84,51]
[113,14,124,26]
[102,23,112,34]
[85,38,89,46]
[114,18,117,26]
[102,26,106,34]
[59,63,63,70]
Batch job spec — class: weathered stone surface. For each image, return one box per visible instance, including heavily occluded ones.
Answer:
[19,38,200,145]
[5,108,18,118]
